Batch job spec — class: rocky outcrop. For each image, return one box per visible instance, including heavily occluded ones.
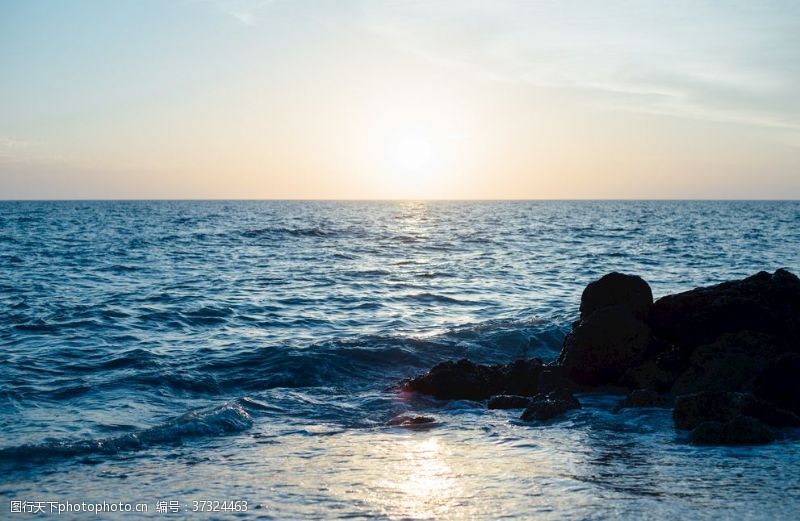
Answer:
[558,304,651,386]
[649,269,800,353]
[520,389,581,421]
[401,358,543,401]
[670,331,788,396]
[400,269,800,445]
[579,272,653,320]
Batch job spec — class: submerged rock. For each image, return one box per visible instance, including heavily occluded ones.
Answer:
[401,358,542,401]
[690,416,776,446]
[386,415,437,427]
[520,389,581,421]
[488,395,531,410]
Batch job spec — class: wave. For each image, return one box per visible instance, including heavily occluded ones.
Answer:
[240,226,336,239]
[0,398,258,464]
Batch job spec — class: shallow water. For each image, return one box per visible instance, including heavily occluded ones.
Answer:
[1,200,799,519]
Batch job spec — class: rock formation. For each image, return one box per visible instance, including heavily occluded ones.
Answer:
[401,269,800,445]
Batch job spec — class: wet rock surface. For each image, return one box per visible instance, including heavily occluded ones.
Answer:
[520,389,581,421]
[386,415,437,427]
[401,358,542,401]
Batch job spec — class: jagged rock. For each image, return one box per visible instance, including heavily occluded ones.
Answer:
[614,389,672,411]
[402,358,542,401]
[752,353,800,416]
[386,415,437,427]
[649,269,800,353]
[488,395,531,409]
[520,389,580,421]
[558,305,651,386]
[673,391,800,431]
[671,331,789,396]
[690,415,776,445]
[580,272,653,320]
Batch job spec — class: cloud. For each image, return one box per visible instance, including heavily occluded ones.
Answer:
[200,0,277,26]
[0,136,35,162]
[352,0,800,141]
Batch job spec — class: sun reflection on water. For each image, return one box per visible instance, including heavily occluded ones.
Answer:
[372,436,462,520]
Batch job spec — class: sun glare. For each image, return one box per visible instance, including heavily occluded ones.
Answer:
[381,131,440,197]
[390,134,433,175]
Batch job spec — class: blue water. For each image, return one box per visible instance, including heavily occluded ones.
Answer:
[2,200,799,519]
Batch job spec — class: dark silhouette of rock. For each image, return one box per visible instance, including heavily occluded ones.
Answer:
[673,391,800,431]
[402,358,542,401]
[614,389,671,411]
[580,272,653,320]
[621,344,683,393]
[397,269,800,446]
[649,269,800,353]
[752,353,800,416]
[504,358,546,396]
[690,415,776,445]
[671,331,789,396]
[386,415,437,427]
[488,395,531,409]
[537,365,574,394]
[520,389,580,421]
[558,305,651,386]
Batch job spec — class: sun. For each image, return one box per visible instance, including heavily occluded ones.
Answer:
[382,132,439,197]
[390,134,433,175]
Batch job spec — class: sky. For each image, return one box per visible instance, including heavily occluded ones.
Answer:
[1,0,799,199]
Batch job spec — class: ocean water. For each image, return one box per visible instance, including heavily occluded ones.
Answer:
[1,200,799,519]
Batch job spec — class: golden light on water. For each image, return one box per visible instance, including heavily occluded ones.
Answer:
[377,436,461,519]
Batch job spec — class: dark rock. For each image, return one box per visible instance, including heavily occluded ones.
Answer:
[614,389,672,411]
[488,395,531,410]
[557,305,651,386]
[537,366,574,394]
[671,331,788,396]
[402,358,542,401]
[580,272,653,320]
[753,353,800,416]
[386,415,437,427]
[504,358,546,396]
[621,345,684,393]
[690,415,776,445]
[673,391,800,431]
[649,269,800,353]
[520,389,581,421]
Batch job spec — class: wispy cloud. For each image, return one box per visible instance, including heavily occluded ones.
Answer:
[0,136,36,163]
[352,0,800,141]
[200,0,277,26]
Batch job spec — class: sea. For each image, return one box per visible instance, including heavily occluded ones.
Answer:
[1,200,799,519]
